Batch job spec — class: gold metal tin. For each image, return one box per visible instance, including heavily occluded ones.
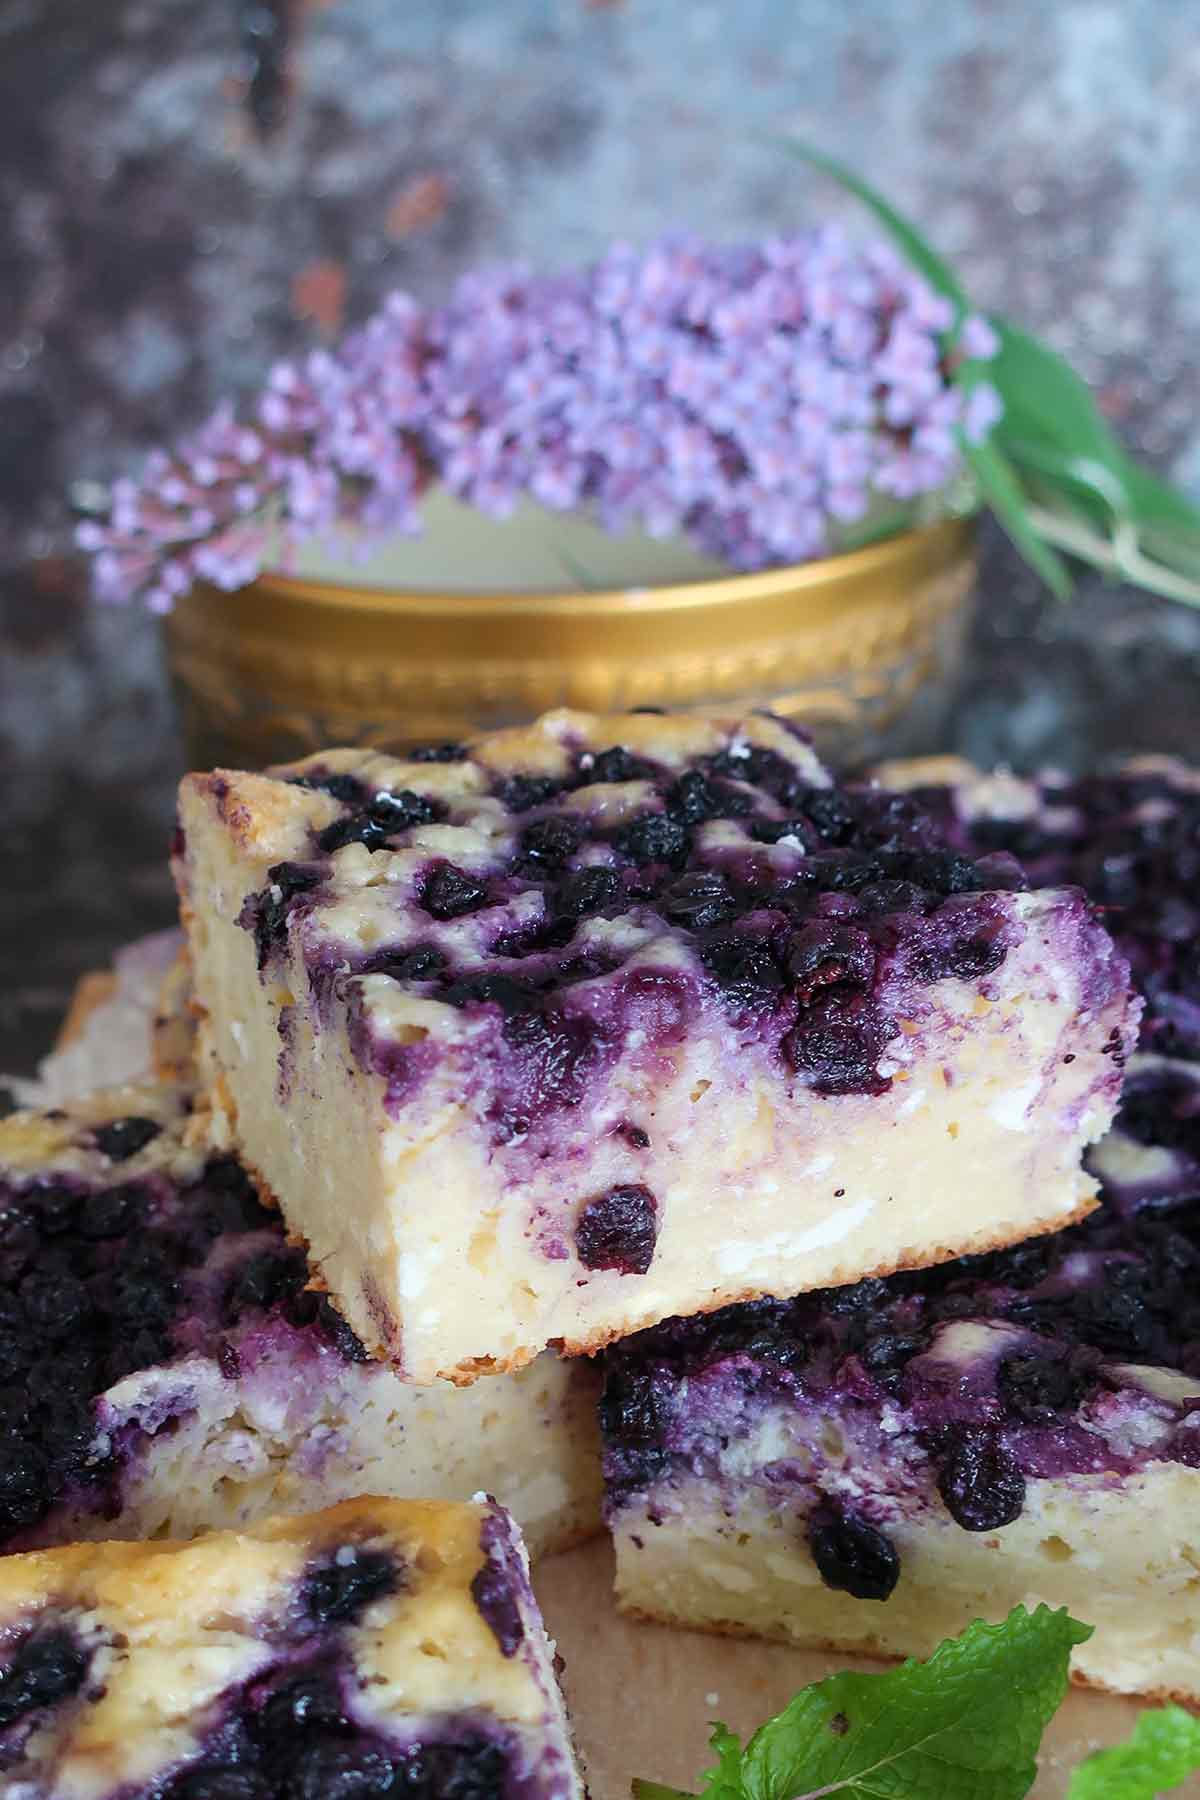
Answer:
[164,516,976,769]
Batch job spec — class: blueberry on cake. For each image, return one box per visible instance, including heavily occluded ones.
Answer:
[174,708,1135,1380]
[0,1495,583,1798]
[602,1060,1200,1696]
[0,1085,601,1558]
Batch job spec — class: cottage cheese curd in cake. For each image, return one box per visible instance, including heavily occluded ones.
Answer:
[175,708,1135,1380]
[0,1495,583,1799]
[0,1085,601,1559]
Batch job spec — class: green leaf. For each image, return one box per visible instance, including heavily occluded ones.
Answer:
[632,1607,1090,1800]
[989,320,1126,469]
[632,1723,744,1800]
[775,138,969,315]
[961,437,1073,598]
[1067,1706,1200,1799]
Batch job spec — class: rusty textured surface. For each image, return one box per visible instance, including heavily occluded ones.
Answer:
[3,0,1200,1080]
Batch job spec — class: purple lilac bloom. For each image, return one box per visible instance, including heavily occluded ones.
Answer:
[80,231,999,610]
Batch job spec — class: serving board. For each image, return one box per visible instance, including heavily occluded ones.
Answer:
[49,969,1175,1799]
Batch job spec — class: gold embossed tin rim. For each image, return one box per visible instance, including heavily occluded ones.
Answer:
[220,514,973,645]
[164,516,976,763]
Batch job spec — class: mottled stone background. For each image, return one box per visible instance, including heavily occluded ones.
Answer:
[3,0,1200,1078]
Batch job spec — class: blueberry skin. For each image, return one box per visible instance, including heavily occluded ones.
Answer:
[807,1506,900,1601]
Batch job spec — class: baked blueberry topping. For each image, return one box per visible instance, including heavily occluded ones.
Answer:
[699,934,786,1010]
[0,1138,376,1546]
[808,1505,900,1601]
[660,870,738,930]
[223,1248,308,1324]
[614,811,691,869]
[0,1623,89,1731]
[782,993,896,1095]
[514,815,583,874]
[303,1548,402,1627]
[554,865,622,919]
[442,973,542,1016]
[935,1428,1026,1532]
[420,864,491,920]
[92,1117,161,1162]
[367,945,448,984]
[997,1351,1090,1425]
[317,790,441,855]
[667,768,752,824]
[157,1653,511,1800]
[79,1184,145,1239]
[575,1185,658,1275]
[167,1768,267,1800]
[786,923,876,1002]
[579,745,659,785]
[495,772,562,812]
[408,742,467,762]
[289,772,367,807]
[240,864,324,971]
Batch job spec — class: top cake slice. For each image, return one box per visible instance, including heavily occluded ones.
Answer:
[175,708,1136,1381]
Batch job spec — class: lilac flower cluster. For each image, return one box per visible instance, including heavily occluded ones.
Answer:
[79,230,1000,611]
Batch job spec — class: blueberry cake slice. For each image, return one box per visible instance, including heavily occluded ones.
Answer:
[0,1085,601,1558]
[601,1052,1200,1701]
[0,1495,583,1798]
[174,708,1134,1380]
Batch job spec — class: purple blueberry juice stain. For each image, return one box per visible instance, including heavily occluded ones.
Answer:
[470,1506,528,1659]
[141,1644,513,1799]
[0,1140,373,1549]
[302,1547,402,1627]
[238,863,324,972]
[0,1622,90,1750]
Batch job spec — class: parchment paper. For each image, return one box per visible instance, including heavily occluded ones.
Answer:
[33,948,1189,1799]
[533,1539,1148,1799]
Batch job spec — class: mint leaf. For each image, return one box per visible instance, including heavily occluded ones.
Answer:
[1067,1707,1200,1799]
[632,1723,744,1800]
[632,1607,1090,1800]
[989,320,1129,472]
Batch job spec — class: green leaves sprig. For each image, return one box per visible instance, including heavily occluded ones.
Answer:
[783,140,1200,606]
[634,1608,1200,1800]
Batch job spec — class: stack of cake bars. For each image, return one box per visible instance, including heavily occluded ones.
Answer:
[0,709,1195,1788]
